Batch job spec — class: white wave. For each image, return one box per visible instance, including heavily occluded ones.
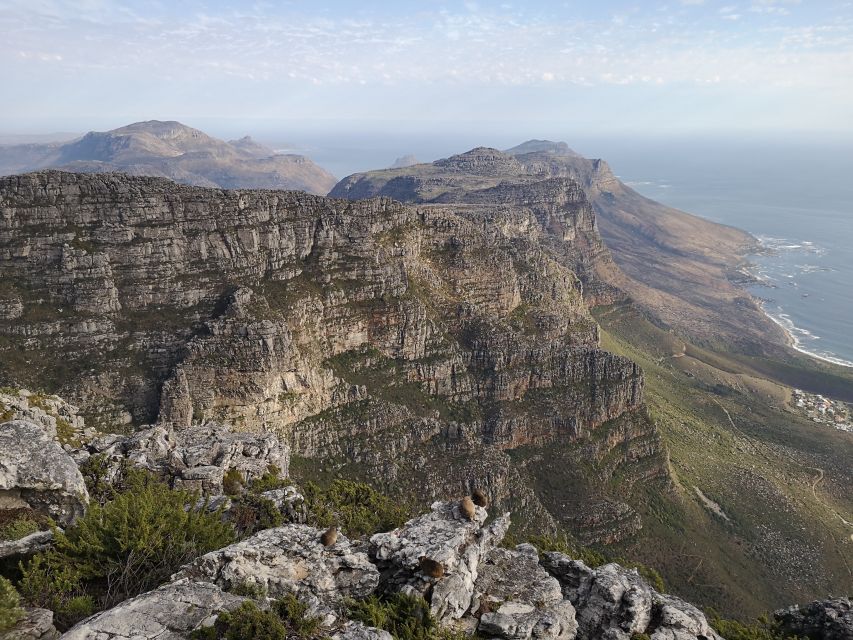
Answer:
[759,304,853,369]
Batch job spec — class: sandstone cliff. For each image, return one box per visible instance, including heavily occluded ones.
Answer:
[0,170,665,543]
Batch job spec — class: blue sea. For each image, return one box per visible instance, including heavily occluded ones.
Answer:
[243,128,853,368]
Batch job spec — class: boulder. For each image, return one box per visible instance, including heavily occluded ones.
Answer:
[474,547,576,640]
[370,500,511,622]
[260,486,307,523]
[332,621,394,640]
[775,597,852,640]
[0,607,59,640]
[0,420,88,527]
[541,553,721,640]
[0,530,54,560]
[174,524,379,622]
[61,579,246,640]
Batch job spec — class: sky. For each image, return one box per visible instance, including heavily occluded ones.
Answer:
[2,0,853,137]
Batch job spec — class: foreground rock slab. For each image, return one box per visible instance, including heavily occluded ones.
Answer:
[174,524,379,621]
[370,500,511,622]
[0,607,59,640]
[775,597,853,640]
[0,420,89,527]
[62,579,246,640]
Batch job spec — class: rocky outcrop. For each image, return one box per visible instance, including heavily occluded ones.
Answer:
[0,530,54,559]
[0,608,59,640]
[333,621,394,640]
[774,598,853,640]
[370,499,510,622]
[474,546,577,640]
[85,421,289,494]
[62,579,247,640]
[541,553,721,640]
[174,524,379,621]
[0,420,88,527]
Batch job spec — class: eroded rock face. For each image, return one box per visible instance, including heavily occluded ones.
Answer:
[332,621,395,640]
[174,524,379,621]
[370,500,511,622]
[775,597,853,640]
[0,420,88,527]
[62,579,247,640]
[0,607,59,640]
[541,553,721,640]
[0,530,54,559]
[474,546,577,640]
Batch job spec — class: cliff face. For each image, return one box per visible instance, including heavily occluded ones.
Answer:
[0,169,665,543]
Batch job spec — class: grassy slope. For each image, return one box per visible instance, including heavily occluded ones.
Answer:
[593,303,853,619]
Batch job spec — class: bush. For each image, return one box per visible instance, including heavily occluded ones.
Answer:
[0,577,22,632]
[223,469,245,496]
[19,471,233,629]
[0,515,40,541]
[78,453,127,506]
[194,596,322,640]
[250,465,289,494]
[302,480,408,538]
[230,495,282,538]
[348,593,466,640]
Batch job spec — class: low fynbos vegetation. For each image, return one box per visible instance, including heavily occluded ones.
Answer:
[707,610,797,640]
[192,594,322,640]
[17,470,233,629]
[302,479,409,538]
[348,593,466,640]
[0,511,41,542]
[0,577,22,632]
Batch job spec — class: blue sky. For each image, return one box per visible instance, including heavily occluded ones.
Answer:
[2,0,852,136]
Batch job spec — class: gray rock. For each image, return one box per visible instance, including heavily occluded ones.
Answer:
[0,607,59,640]
[174,524,379,621]
[332,621,394,640]
[541,553,721,640]
[370,500,511,622]
[61,579,246,640]
[473,548,576,640]
[0,530,54,559]
[260,486,307,523]
[0,420,89,527]
[775,597,853,640]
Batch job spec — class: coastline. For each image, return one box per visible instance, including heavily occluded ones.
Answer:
[757,300,853,369]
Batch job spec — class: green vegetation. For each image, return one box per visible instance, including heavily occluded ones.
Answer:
[193,595,322,640]
[0,577,23,632]
[249,465,289,494]
[18,470,233,629]
[302,479,409,538]
[223,469,245,496]
[707,610,796,640]
[349,594,465,640]
[230,494,282,537]
[0,511,41,540]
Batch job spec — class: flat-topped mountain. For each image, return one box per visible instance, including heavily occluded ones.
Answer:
[0,120,337,195]
[330,141,786,353]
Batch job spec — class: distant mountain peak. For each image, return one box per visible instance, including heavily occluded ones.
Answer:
[505,140,579,157]
[390,154,420,169]
[434,147,523,175]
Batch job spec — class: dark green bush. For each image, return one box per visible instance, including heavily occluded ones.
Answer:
[272,593,322,638]
[194,595,322,640]
[230,495,282,538]
[348,593,467,640]
[0,515,39,542]
[223,469,245,496]
[250,465,289,494]
[0,576,22,632]
[19,471,233,629]
[302,480,408,538]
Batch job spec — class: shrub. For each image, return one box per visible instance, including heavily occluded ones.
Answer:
[0,515,40,541]
[194,596,321,640]
[230,495,282,538]
[223,469,245,496]
[272,593,322,638]
[707,610,795,640]
[250,465,289,494]
[302,480,408,538]
[78,453,127,506]
[19,471,233,629]
[348,593,466,640]
[0,576,22,632]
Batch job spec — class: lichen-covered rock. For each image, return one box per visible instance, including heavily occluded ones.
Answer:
[370,500,510,622]
[88,420,289,495]
[0,390,89,445]
[541,553,720,640]
[0,607,59,640]
[473,547,576,640]
[775,597,853,640]
[174,524,379,621]
[332,621,394,640]
[0,530,54,559]
[61,579,246,640]
[260,486,307,523]
[0,420,88,527]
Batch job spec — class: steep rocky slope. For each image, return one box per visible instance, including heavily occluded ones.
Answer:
[0,121,337,195]
[0,170,663,547]
[331,142,786,353]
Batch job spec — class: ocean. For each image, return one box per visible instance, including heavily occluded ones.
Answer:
[257,130,853,368]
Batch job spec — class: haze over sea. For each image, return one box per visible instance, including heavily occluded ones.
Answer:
[254,130,853,368]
